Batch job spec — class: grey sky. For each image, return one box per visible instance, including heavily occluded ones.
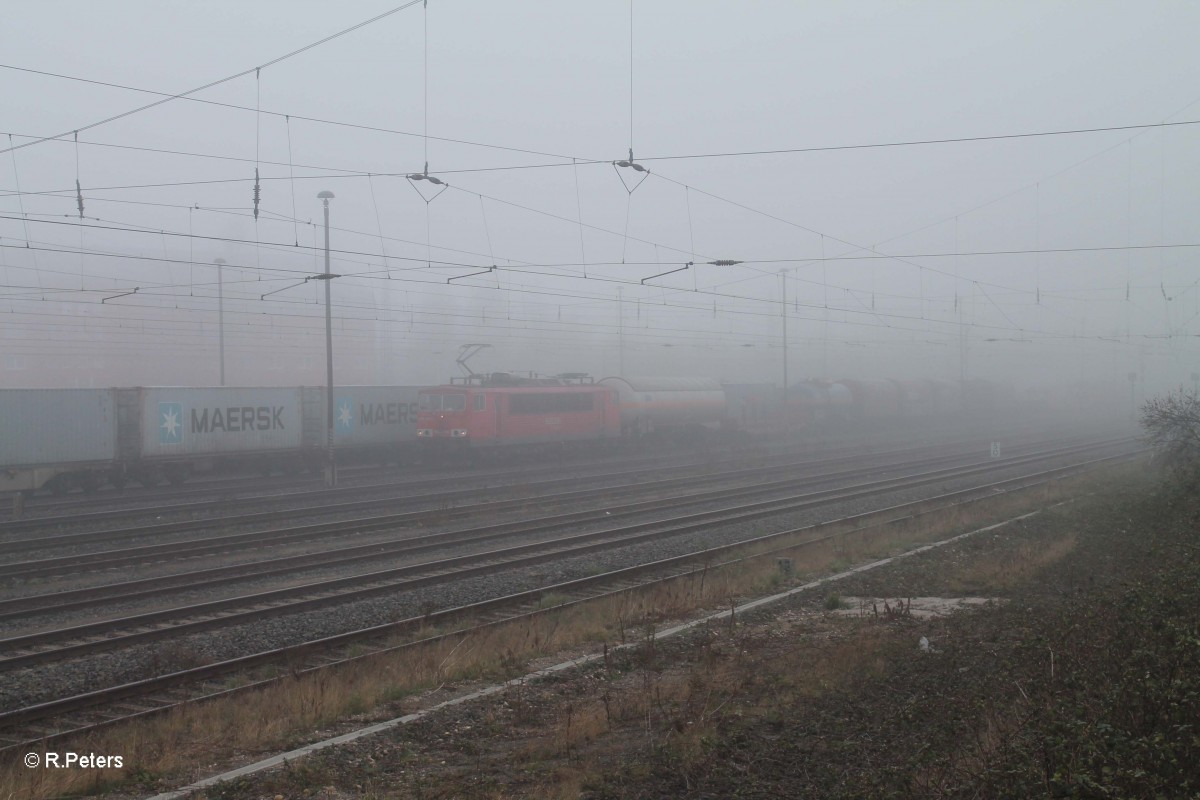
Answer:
[2,2,1198,394]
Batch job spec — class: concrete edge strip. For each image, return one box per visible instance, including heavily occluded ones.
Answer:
[148,506,1047,800]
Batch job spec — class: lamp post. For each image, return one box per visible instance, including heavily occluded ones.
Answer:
[317,190,337,487]
[214,258,226,386]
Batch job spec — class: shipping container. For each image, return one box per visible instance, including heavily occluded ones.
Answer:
[327,385,423,447]
[0,388,117,493]
[134,386,304,457]
[0,388,117,467]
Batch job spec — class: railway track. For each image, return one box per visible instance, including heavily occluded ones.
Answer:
[1,421,1096,526]
[1,450,690,532]
[0,431,1106,574]
[1,434,804,518]
[0,437,1133,669]
[0,444,1142,755]
[6,415,1037,512]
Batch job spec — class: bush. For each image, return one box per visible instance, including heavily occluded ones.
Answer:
[1140,388,1200,483]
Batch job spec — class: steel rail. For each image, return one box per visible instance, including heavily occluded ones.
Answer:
[0,436,1124,619]
[0,439,1135,671]
[0,434,1116,581]
[0,450,1140,754]
[0,424,1083,534]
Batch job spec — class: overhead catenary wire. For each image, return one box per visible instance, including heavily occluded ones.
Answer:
[2,190,1012,338]
[2,121,1185,365]
[73,130,85,288]
[5,278,1191,364]
[5,60,1199,210]
[366,175,392,279]
[253,68,261,222]
[650,170,1030,298]
[8,212,1200,281]
[5,133,38,257]
[3,36,1195,377]
[572,157,587,275]
[6,233,1192,349]
[0,63,585,163]
[3,190,980,327]
[10,113,1200,201]
[4,281,1190,391]
[423,0,429,167]
[0,0,427,157]
[630,118,1200,164]
[4,164,1195,355]
[285,115,299,246]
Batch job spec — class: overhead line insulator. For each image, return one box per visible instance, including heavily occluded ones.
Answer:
[253,168,261,220]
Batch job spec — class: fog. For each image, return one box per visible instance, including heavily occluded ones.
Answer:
[2,2,1198,411]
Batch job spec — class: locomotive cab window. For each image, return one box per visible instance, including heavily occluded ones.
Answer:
[419,393,466,412]
[474,394,485,411]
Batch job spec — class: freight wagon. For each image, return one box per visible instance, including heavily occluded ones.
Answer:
[2,375,1005,494]
[597,376,728,437]
[416,373,1008,455]
[0,385,421,494]
[0,389,118,494]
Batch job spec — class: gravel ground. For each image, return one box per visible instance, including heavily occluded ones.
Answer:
[82,459,1167,800]
[0,438,1136,713]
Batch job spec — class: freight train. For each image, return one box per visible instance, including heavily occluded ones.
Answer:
[415,374,1003,449]
[0,386,421,495]
[1,376,1003,495]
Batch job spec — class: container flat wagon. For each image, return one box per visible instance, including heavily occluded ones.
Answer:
[0,389,118,494]
[117,386,305,485]
[307,385,422,462]
[1,385,424,494]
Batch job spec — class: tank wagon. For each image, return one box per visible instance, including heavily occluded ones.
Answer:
[0,385,421,494]
[597,376,727,437]
[720,383,791,434]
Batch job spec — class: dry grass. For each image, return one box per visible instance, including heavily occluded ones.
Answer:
[501,619,899,799]
[941,532,1078,593]
[0,465,1126,800]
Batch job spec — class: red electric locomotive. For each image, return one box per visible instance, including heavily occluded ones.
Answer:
[416,373,619,450]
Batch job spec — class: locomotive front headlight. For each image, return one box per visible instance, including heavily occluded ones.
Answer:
[417,429,432,437]
[451,429,469,437]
